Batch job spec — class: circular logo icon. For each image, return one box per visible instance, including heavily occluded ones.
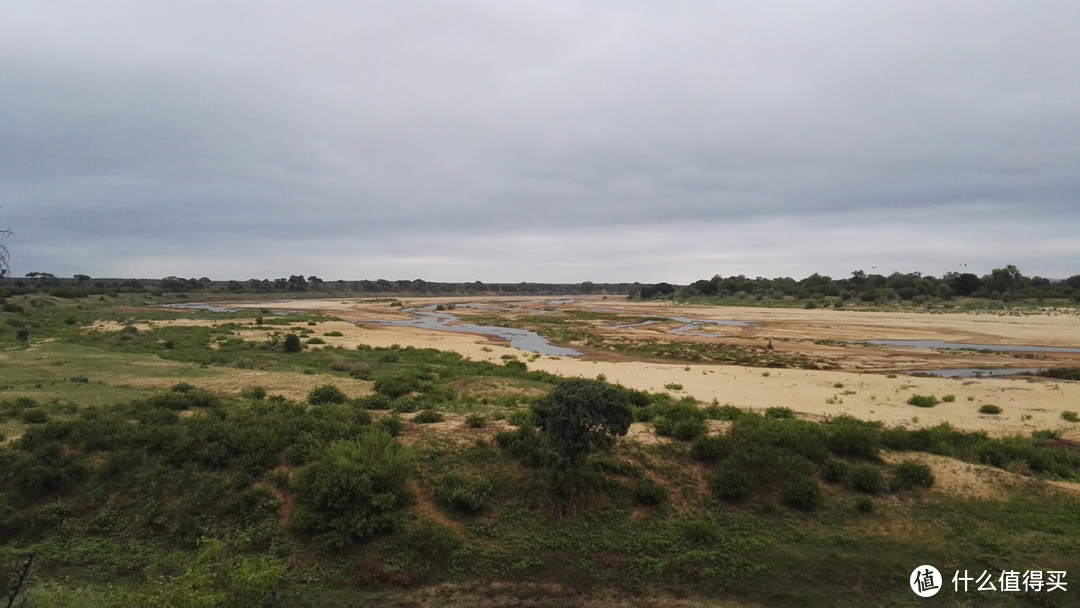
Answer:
[910,565,942,597]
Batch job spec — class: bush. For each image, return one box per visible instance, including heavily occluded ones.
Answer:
[324,331,344,337]
[507,409,535,428]
[306,337,326,345]
[664,383,683,391]
[377,414,404,437]
[20,408,49,424]
[414,409,444,424]
[292,430,412,547]
[979,404,1002,415]
[942,394,956,403]
[349,363,372,379]
[374,374,421,399]
[780,476,822,511]
[890,459,935,491]
[709,462,753,501]
[690,434,731,462]
[308,384,348,405]
[464,414,487,429]
[765,407,795,419]
[358,394,393,410]
[907,395,939,408]
[1062,411,1079,423]
[824,415,882,460]
[242,386,267,401]
[847,464,884,494]
[283,333,303,353]
[631,478,668,506]
[434,472,491,514]
[819,458,850,483]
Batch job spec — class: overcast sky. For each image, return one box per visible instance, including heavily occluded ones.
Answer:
[2,2,1078,283]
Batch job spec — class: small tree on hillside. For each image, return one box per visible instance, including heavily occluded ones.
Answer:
[531,379,633,482]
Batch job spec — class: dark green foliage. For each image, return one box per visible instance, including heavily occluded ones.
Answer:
[377,414,404,437]
[848,465,884,494]
[374,373,422,399]
[819,458,850,483]
[779,476,822,511]
[890,460,935,491]
[357,393,392,410]
[652,399,708,440]
[709,462,753,501]
[1062,411,1079,423]
[824,415,882,460]
[434,472,491,514]
[732,414,829,462]
[979,404,1002,415]
[147,386,221,410]
[465,413,487,428]
[19,408,48,424]
[705,404,744,421]
[493,426,555,469]
[414,409,444,423]
[531,379,633,473]
[907,394,939,408]
[1039,367,1080,381]
[283,333,302,353]
[292,429,412,548]
[307,383,348,405]
[690,434,731,462]
[241,385,267,400]
[764,406,795,419]
[507,409,535,427]
[631,477,669,506]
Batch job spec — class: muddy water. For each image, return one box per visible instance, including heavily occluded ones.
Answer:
[367,309,582,357]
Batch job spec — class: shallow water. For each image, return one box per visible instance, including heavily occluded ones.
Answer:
[370,309,582,357]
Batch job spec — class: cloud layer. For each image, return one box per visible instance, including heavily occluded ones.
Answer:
[3,2,1078,282]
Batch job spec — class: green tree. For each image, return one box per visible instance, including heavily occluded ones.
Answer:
[283,333,302,353]
[531,379,633,477]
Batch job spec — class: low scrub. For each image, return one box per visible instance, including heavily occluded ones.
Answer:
[907,394,939,408]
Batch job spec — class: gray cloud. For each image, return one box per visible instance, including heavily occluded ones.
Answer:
[2,1,1078,282]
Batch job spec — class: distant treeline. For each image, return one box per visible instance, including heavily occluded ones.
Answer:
[0,273,634,298]
[3,265,1078,303]
[632,265,1080,303]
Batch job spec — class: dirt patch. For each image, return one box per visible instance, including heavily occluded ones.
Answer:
[879,451,1080,500]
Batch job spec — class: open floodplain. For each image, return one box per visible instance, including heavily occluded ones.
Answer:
[2,293,1080,606]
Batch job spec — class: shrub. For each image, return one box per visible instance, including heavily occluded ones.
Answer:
[1062,411,1079,423]
[848,464,884,494]
[349,363,372,379]
[942,394,956,403]
[20,408,49,424]
[854,496,874,513]
[819,458,850,483]
[824,415,882,460]
[324,331,344,337]
[764,407,795,419]
[306,337,326,345]
[292,431,412,547]
[283,333,303,353]
[690,434,731,462]
[464,414,487,429]
[377,414,404,437]
[780,476,822,511]
[890,459,935,491]
[705,404,744,421]
[358,394,393,410]
[308,384,348,405]
[414,409,444,424]
[979,404,1002,415]
[242,386,267,401]
[709,462,753,501]
[664,383,683,391]
[374,374,421,399]
[69,375,89,383]
[631,478,668,506]
[434,472,491,514]
[907,395,939,407]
